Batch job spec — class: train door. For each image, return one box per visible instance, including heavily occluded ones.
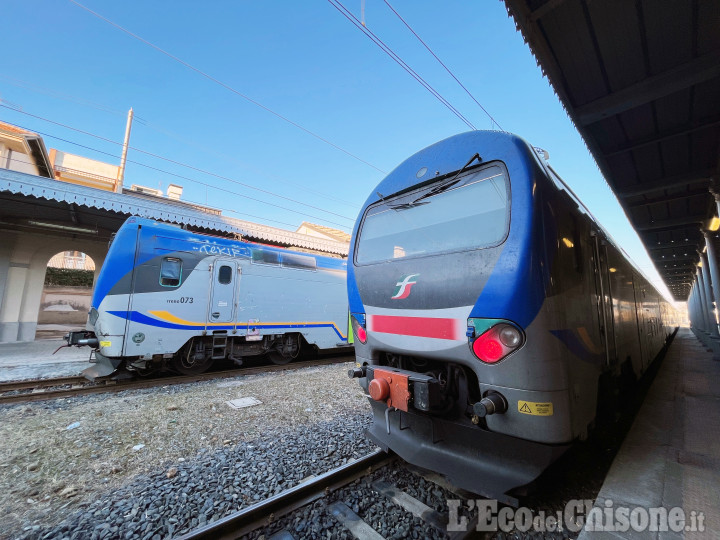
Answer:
[208,259,239,324]
[591,234,617,366]
[122,225,144,356]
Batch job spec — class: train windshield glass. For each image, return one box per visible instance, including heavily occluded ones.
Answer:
[356,165,509,264]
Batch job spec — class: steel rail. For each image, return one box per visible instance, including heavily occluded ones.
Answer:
[175,449,393,540]
[0,375,89,392]
[0,356,352,405]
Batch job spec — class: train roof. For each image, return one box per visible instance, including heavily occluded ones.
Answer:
[362,130,668,301]
[120,217,348,269]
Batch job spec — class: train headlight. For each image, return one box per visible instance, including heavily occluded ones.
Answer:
[351,313,367,344]
[468,319,524,364]
[498,325,522,347]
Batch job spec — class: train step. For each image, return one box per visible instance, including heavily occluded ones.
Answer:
[211,333,228,360]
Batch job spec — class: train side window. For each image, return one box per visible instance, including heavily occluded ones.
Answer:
[218,265,232,284]
[160,257,183,287]
[251,250,281,266]
[571,215,583,273]
[281,253,317,271]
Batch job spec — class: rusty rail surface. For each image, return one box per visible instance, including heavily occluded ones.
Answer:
[0,356,352,405]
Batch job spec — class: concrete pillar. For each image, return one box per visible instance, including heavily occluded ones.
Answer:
[712,191,720,227]
[688,286,695,327]
[692,286,702,331]
[0,238,13,314]
[17,258,48,341]
[0,231,110,342]
[704,230,720,312]
[91,254,105,288]
[696,270,711,336]
[700,252,720,339]
[0,263,29,342]
[695,282,706,333]
[689,285,701,338]
[0,232,48,342]
[695,268,709,334]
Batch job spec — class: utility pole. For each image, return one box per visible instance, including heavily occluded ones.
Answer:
[116,107,134,193]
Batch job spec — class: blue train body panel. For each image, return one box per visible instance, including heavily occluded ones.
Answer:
[348,131,677,502]
[80,217,348,377]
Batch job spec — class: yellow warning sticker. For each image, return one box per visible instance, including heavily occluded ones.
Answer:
[99,341,111,348]
[518,400,553,416]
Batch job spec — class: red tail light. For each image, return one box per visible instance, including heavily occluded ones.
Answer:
[351,313,367,344]
[356,325,367,343]
[470,323,523,364]
[473,333,504,362]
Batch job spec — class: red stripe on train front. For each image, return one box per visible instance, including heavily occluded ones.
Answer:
[370,315,459,340]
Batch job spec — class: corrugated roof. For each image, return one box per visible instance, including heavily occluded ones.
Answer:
[0,168,349,256]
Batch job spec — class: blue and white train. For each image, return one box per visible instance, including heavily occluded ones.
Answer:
[347,131,677,504]
[67,217,349,379]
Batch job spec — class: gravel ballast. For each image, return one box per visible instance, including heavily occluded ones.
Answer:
[251,462,457,540]
[2,351,660,539]
[22,414,376,539]
[0,361,373,539]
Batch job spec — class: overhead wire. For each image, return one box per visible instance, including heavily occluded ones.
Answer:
[7,120,352,230]
[129,117,361,209]
[1,152,304,229]
[0,80,360,208]
[326,0,477,130]
[67,0,386,175]
[0,74,127,117]
[381,0,504,131]
[0,154,38,169]
[0,105,355,223]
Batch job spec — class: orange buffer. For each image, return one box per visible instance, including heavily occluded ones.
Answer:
[368,368,410,412]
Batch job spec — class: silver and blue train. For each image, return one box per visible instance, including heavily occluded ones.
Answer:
[67,217,349,379]
[347,131,677,503]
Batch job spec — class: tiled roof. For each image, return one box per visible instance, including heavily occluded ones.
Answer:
[0,121,36,136]
[299,222,352,243]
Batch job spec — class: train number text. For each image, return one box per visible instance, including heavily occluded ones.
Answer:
[167,297,194,304]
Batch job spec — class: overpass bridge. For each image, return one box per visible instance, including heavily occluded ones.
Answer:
[0,167,348,342]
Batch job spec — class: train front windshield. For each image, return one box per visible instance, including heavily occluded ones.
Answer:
[355,165,510,264]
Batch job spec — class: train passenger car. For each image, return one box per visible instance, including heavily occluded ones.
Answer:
[67,217,349,379]
[347,131,676,504]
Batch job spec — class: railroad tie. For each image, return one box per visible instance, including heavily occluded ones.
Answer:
[327,501,387,540]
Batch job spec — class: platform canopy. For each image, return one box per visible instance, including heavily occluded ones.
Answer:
[0,168,349,256]
[504,0,720,301]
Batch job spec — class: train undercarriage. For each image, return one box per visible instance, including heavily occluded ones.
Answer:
[66,330,316,380]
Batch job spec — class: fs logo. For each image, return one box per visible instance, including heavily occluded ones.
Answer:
[391,274,419,300]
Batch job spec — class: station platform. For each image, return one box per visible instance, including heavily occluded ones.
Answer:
[0,338,90,381]
[578,328,719,539]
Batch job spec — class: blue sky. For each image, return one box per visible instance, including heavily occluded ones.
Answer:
[0,0,673,301]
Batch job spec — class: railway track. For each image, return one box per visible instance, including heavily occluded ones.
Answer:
[176,450,483,540]
[0,356,351,405]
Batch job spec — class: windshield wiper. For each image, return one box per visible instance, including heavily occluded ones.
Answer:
[410,152,482,205]
[388,200,429,210]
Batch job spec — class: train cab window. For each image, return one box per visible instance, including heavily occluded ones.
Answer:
[356,165,509,264]
[160,257,183,287]
[218,265,232,284]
